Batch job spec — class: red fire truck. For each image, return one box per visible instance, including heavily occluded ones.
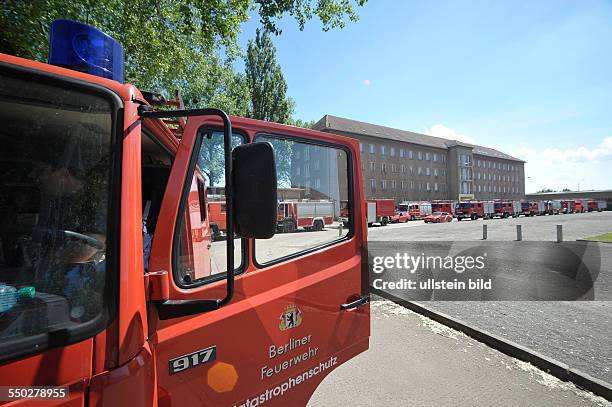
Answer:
[454,201,494,220]
[431,200,454,215]
[276,201,334,233]
[561,200,575,214]
[0,20,369,407]
[519,201,540,217]
[397,201,432,221]
[492,201,517,218]
[587,200,607,212]
[366,199,395,226]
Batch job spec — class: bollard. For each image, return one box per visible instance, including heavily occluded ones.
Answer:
[557,224,563,242]
[516,224,522,241]
[482,224,487,240]
[339,222,343,237]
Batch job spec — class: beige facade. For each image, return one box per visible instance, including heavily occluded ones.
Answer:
[313,115,525,203]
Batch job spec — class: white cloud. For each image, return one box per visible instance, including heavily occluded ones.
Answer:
[428,124,476,144]
[512,136,612,192]
[363,79,371,86]
[513,136,612,166]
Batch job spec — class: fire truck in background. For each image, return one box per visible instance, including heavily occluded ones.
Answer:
[587,200,607,212]
[454,201,494,220]
[431,200,454,215]
[574,200,587,213]
[492,201,520,218]
[519,201,540,217]
[0,20,369,407]
[366,199,395,226]
[276,200,334,233]
[544,200,562,215]
[397,201,432,221]
[561,200,576,214]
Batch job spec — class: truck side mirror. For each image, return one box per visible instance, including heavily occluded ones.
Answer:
[232,142,277,238]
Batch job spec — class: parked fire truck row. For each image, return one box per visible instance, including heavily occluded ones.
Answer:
[370,198,607,225]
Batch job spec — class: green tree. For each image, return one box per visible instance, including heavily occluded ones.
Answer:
[245,29,294,123]
[289,119,317,129]
[536,188,556,193]
[1,0,366,102]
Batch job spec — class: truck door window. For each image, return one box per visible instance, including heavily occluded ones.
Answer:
[174,129,244,287]
[254,136,351,265]
[0,69,117,362]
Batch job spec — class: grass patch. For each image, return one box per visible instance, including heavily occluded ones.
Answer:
[583,233,612,242]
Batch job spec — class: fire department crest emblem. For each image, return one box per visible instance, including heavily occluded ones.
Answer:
[279,304,302,331]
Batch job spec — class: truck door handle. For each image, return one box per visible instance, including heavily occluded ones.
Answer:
[341,295,370,311]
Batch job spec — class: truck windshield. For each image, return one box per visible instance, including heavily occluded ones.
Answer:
[494,203,503,208]
[457,203,471,208]
[0,70,114,360]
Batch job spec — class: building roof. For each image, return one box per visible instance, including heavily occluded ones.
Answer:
[313,115,524,162]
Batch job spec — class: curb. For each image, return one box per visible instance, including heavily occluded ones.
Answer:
[371,287,612,402]
[576,239,612,244]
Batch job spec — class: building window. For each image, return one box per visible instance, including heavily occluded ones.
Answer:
[296,166,301,176]
[370,179,376,189]
[410,181,414,189]
[390,147,395,157]
[401,164,405,173]
[434,183,438,192]
[400,149,404,158]
[391,180,396,189]
[417,166,422,175]
[370,162,376,171]
[478,184,481,192]
[381,145,386,155]
[426,182,431,191]
[409,150,414,159]
[426,167,431,176]
[434,168,438,177]
[304,164,310,177]
[314,159,320,170]
[433,153,438,162]
[370,144,375,154]
[359,143,363,152]
[381,163,387,173]
[425,152,431,161]
[315,178,321,189]
[442,169,446,177]
[410,166,414,175]
[442,155,446,163]
[381,180,387,189]
[418,151,423,160]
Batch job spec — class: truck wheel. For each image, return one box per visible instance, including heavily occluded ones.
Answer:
[457,217,462,221]
[368,223,373,227]
[313,220,324,231]
[381,217,388,226]
[284,220,296,233]
[410,215,416,221]
[471,214,478,221]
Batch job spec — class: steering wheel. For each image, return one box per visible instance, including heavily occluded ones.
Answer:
[21,227,105,250]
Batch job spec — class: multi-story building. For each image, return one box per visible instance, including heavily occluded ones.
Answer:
[311,115,525,202]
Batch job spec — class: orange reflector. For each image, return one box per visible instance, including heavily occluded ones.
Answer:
[207,362,238,393]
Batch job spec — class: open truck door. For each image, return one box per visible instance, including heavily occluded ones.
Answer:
[143,111,370,406]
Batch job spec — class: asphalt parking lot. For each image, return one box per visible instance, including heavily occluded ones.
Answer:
[368,211,612,242]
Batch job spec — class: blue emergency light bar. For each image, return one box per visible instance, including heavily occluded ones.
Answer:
[48,19,124,83]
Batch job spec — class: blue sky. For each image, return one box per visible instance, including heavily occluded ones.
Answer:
[237,0,612,193]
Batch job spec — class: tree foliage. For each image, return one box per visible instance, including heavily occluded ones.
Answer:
[1,0,365,116]
[245,29,294,123]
